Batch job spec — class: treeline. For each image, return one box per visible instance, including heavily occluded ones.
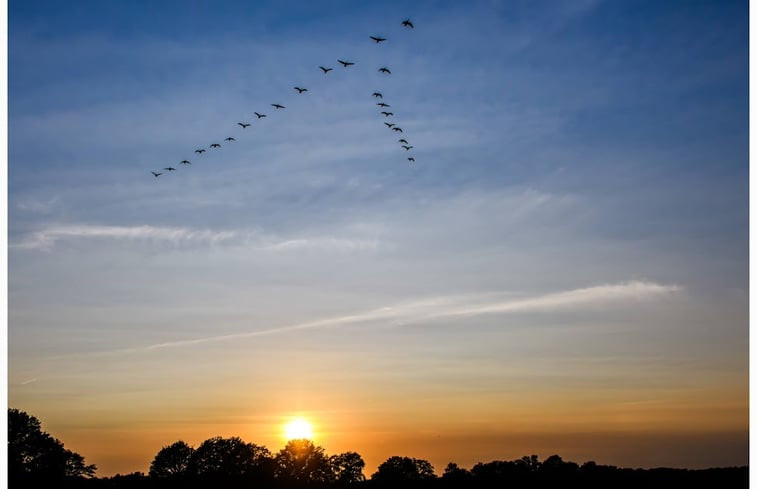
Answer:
[9,409,747,488]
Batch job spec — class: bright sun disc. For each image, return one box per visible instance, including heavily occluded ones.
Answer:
[284,417,313,440]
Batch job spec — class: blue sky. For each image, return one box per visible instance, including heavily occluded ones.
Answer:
[8,0,748,475]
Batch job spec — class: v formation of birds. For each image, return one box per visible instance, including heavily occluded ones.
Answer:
[151,18,417,178]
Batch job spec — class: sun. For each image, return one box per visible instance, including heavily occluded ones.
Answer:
[284,417,314,440]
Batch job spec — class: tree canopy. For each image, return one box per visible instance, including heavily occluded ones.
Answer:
[8,408,96,482]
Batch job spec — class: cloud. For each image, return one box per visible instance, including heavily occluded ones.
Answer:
[98,280,680,355]
[10,223,382,254]
[10,224,240,250]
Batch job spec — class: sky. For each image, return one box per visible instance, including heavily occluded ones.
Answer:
[8,0,748,477]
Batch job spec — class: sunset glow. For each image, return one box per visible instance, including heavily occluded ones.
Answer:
[7,0,748,479]
[284,417,314,441]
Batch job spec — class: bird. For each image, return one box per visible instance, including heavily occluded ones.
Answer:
[294,87,308,93]
[180,160,191,165]
[372,92,383,98]
[377,102,390,107]
[402,145,413,150]
[398,138,408,144]
[319,66,333,73]
[370,36,387,43]
[225,137,236,142]
[237,122,251,128]
[378,67,391,74]
[271,104,285,109]
[254,112,267,119]
[338,59,355,67]
[384,122,395,128]
[408,157,415,162]
[381,111,394,117]
[210,143,221,148]
[402,19,414,28]
[164,167,176,171]
[151,171,162,177]
[195,149,206,154]
[392,127,403,132]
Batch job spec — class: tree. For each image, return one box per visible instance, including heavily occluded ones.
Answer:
[442,462,472,485]
[8,408,96,481]
[149,440,194,478]
[371,456,436,485]
[274,439,334,487]
[188,436,271,480]
[330,451,366,485]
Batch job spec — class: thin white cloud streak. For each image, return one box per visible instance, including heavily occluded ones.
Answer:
[10,224,381,252]
[100,281,680,355]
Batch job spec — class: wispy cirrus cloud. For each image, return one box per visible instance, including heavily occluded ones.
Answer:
[10,223,381,253]
[98,280,680,355]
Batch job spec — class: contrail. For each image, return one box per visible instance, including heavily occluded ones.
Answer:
[88,280,680,357]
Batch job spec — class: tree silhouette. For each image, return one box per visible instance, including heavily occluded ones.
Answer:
[274,439,334,487]
[329,451,366,485]
[187,436,271,482]
[441,462,472,486]
[371,456,436,486]
[148,440,194,479]
[8,408,96,482]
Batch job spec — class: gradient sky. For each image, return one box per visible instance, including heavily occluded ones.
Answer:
[8,0,748,477]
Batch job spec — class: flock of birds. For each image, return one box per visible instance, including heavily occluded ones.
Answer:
[151,18,417,178]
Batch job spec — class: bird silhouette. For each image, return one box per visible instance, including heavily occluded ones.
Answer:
[254,112,267,119]
[195,149,206,154]
[164,167,177,171]
[392,127,403,132]
[372,92,383,98]
[384,122,395,128]
[370,36,387,43]
[294,87,308,93]
[408,157,415,162]
[225,137,236,142]
[378,67,391,74]
[402,19,414,28]
[402,145,413,150]
[338,59,355,67]
[271,104,285,109]
[319,66,333,73]
[180,160,191,165]
[210,143,221,148]
[377,102,390,107]
[151,171,163,177]
[237,122,251,128]
[381,111,394,117]
[398,138,408,144]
